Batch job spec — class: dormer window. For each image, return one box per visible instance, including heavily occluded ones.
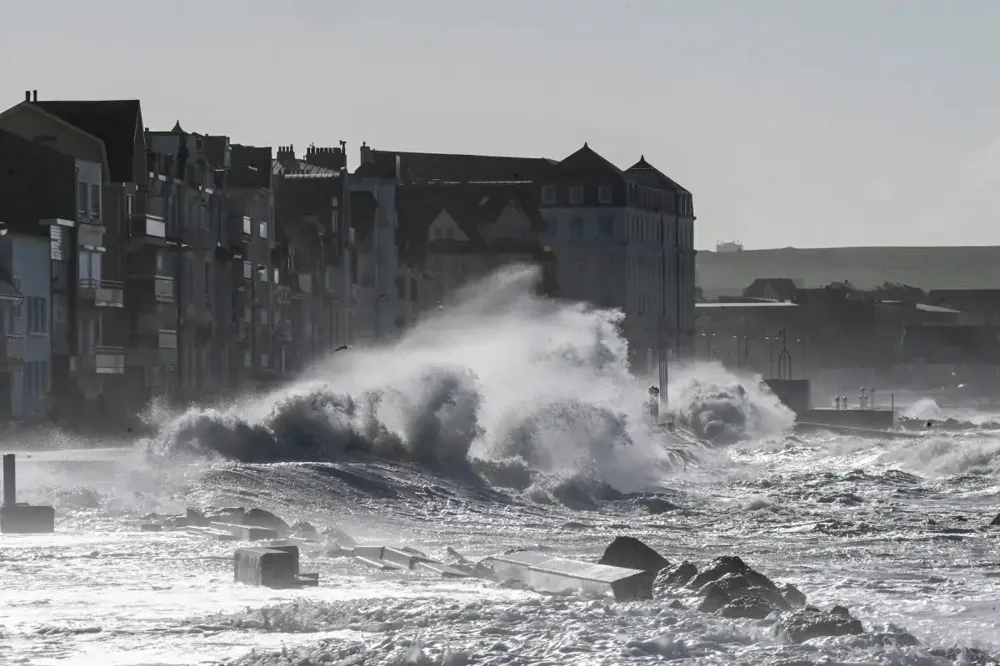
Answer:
[598,185,613,204]
[569,186,584,205]
[541,185,557,205]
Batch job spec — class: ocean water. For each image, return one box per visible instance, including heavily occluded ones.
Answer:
[2,265,998,665]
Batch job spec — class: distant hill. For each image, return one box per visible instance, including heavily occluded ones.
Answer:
[697,246,1000,299]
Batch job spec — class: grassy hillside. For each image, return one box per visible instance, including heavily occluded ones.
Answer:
[697,246,1000,298]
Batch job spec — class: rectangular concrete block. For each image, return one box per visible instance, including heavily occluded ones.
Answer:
[211,521,279,541]
[234,547,298,588]
[414,560,470,578]
[1,504,55,534]
[481,550,654,601]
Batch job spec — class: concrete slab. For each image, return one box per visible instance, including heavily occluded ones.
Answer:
[1,504,55,534]
[211,521,279,541]
[234,547,298,588]
[186,526,239,541]
[414,560,470,578]
[140,523,163,532]
[351,542,467,577]
[481,550,654,601]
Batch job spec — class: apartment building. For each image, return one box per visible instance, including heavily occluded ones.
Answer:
[356,144,696,370]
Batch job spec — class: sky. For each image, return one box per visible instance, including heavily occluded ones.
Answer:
[1,0,999,250]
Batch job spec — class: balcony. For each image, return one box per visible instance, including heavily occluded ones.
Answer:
[129,213,167,241]
[127,275,175,303]
[79,346,125,375]
[127,330,177,368]
[78,279,124,308]
[0,334,25,370]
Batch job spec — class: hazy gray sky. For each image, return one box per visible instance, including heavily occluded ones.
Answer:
[2,0,998,249]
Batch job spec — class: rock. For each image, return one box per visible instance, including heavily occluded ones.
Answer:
[598,536,670,574]
[185,508,209,526]
[689,556,779,593]
[721,593,782,620]
[290,521,318,538]
[782,583,807,608]
[667,600,684,609]
[242,509,289,535]
[990,514,1000,527]
[655,561,697,594]
[205,507,245,523]
[775,607,864,643]
[697,582,731,613]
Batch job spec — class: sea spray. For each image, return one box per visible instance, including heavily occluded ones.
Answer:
[140,264,790,494]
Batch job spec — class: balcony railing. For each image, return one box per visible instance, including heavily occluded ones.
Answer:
[0,334,25,369]
[78,279,124,308]
[79,345,126,374]
[129,213,166,239]
[127,274,175,303]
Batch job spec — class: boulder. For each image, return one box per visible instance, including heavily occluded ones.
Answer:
[598,536,670,574]
[290,521,318,538]
[781,582,807,608]
[654,561,697,595]
[689,556,778,593]
[243,509,290,535]
[990,514,1000,527]
[775,607,864,643]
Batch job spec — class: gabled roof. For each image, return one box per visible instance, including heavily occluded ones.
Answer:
[743,277,799,301]
[397,182,547,263]
[625,155,690,194]
[555,143,625,181]
[33,100,142,183]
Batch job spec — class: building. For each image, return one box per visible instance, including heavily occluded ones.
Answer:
[395,181,556,321]
[0,111,134,426]
[355,143,696,371]
[272,145,354,365]
[0,92,156,426]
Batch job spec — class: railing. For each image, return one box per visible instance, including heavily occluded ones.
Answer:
[79,345,126,374]
[78,279,125,307]
[129,213,166,239]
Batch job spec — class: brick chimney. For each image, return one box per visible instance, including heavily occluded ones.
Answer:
[304,145,346,171]
[360,141,374,165]
[276,145,296,171]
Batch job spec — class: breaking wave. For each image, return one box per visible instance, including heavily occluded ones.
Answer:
[142,265,792,495]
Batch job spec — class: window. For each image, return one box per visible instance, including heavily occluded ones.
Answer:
[204,263,212,304]
[444,228,455,240]
[259,309,268,325]
[598,185,613,204]
[126,194,134,216]
[541,185,556,205]
[78,250,102,284]
[90,184,100,217]
[433,228,444,239]
[243,351,251,368]
[259,220,268,239]
[77,182,88,217]
[259,266,267,282]
[570,217,585,241]
[569,186,584,205]
[242,216,252,235]
[261,353,268,368]
[395,316,405,329]
[396,276,405,299]
[244,306,251,323]
[410,278,418,301]
[243,261,252,279]
[598,215,614,240]
[273,268,279,285]
[26,297,48,334]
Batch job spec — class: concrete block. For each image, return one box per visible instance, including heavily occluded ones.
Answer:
[234,547,299,588]
[211,521,279,541]
[140,523,163,532]
[482,550,654,601]
[414,560,470,578]
[186,526,239,541]
[1,504,56,534]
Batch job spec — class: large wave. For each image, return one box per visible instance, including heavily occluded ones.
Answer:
[141,265,789,493]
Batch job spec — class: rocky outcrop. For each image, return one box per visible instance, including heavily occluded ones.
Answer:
[242,509,290,535]
[598,536,670,574]
[775,605,864,643]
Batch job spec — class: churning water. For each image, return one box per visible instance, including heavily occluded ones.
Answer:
[1,265,998,665]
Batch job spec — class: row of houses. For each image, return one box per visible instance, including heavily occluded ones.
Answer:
[0,92,697,431]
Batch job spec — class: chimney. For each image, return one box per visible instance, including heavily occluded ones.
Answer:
[360,141,373,165]
[276,145,296,170]
[24,90,30,103]
[303,145,346,170]
[32,90,37,103]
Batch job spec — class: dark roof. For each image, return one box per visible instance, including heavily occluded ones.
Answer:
[350,190,378,245]
[229,144,272,189]
[33,100,142,183]
[397,182,547,264]
[625,155,690,194]
[272,158,337,178]
[556,143,625,181]
[356,149,555,182]
[743,277,799,301]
